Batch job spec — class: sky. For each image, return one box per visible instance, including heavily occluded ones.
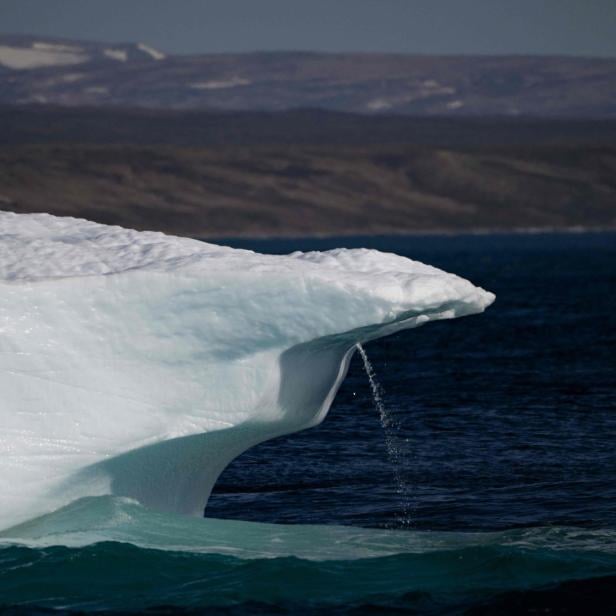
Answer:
[1,0,616,57]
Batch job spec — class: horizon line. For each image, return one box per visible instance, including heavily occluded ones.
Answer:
[2,32,616,61]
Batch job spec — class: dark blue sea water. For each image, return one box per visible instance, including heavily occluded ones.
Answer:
[1,232,615,614]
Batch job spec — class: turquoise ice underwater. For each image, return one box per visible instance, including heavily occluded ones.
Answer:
[3,495,616,611]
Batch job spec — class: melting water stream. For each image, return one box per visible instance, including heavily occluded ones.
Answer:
[356,343,412,526]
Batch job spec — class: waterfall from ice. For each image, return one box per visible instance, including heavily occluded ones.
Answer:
[356,343,412,526]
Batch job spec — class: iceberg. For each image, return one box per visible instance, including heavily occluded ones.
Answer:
[0,212,494,530]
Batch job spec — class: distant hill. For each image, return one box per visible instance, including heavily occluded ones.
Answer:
[2,142,615,237]
[4,105,616,148]
[1,95,615,237]
[1,35,616,117]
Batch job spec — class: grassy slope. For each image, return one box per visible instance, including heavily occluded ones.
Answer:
[2,143,615,237]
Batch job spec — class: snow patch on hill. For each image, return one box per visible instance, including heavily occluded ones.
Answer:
[137,43,166,61]
[104,48,128,62]
[0,43,89,70]
[190,77,252,90]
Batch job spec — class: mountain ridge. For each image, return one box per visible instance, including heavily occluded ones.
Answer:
[2,34,616,116]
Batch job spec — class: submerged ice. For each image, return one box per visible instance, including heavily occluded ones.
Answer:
[0,212,494,530]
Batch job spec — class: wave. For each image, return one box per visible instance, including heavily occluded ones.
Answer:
[2,497,616,612]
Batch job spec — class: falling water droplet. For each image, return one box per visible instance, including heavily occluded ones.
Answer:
[356,342,412,527]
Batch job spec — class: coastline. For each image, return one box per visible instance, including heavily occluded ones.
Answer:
[200,225,616,244]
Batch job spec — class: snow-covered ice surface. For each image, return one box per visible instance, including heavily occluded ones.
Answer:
[0,212,494,531]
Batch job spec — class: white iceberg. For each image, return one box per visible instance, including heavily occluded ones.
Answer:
[0,212,494,530]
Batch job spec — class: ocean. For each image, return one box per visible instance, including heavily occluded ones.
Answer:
[1,232,615,614]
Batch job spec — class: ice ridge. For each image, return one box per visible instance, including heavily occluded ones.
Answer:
[0,212,494,530]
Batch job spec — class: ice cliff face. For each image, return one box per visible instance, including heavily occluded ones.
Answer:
[0,212,494,530]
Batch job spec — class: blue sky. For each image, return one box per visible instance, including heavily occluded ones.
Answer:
[1,0,615,57]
